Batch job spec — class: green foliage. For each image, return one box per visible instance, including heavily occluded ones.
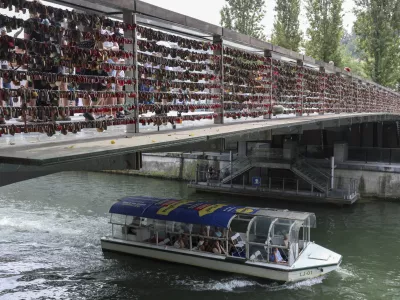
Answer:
[341,29,360,59]
[305,0,344,66]
[339,46,370,80]
[220,0,266,40]
[271,0,302,51]
[354,0,400,88]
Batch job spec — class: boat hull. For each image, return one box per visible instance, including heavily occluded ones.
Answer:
[101,237,340,282]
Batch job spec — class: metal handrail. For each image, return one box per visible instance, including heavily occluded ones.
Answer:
[295,153,330,179]
[193,172,358,198]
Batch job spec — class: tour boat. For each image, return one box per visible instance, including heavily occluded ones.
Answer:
[101,196,342,282]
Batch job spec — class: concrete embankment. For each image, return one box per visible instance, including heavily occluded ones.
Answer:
[103,152,230,181]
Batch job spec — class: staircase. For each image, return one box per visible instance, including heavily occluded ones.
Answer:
[220,158,252,184]
[291,158,331,193]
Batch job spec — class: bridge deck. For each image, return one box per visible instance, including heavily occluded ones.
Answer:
[0,113,396,165]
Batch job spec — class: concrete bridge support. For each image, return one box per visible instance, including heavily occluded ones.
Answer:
[334,143,348,163]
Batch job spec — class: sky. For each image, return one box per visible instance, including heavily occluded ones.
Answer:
[141,0,356,39]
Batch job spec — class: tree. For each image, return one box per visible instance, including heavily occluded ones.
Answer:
[354,0,400,88]
[305,0,344,66]
[341,29,360,59]
[220,0,266,40]
[339,46,370,79]
[271,0,302,52]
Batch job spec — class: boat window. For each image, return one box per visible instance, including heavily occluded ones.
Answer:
[287,221,303,265]
[246,217,274,263]
[228,217,253,259]
[110,214,129,241]
[110,214,126,225]
[112,224,125,239]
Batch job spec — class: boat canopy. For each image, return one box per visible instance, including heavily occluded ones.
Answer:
[109,196,316,228]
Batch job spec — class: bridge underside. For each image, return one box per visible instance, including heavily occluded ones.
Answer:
[0,113,399,187]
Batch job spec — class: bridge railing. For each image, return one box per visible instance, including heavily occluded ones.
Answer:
[0,0,399,139]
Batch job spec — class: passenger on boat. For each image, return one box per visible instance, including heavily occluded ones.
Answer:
[212,240,227,255]
[174,234,186,249]
[284,234,289,248]
[174,234,189,249]
[197,225,207,237]
[205,239,215,252]
[196,237,204,249]
[199,239,208,251]
[129,217,140,234]
[214,228,223,238]
[271,247,287,264]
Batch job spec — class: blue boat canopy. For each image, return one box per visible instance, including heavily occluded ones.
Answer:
[109,196,260,228]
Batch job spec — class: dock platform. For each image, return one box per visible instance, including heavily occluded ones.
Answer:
[188,182,359,205]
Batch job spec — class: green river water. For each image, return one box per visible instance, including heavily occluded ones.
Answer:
[0,171,399,300]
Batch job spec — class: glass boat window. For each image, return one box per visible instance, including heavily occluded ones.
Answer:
[107,210,316,265]
[110,214,126,225]
[246,216,275,263]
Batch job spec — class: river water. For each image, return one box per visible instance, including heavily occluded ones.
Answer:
[0,172,399,300]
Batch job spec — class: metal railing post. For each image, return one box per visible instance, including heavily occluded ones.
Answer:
[319,66,325,115]
[269,177,271,191]
[195,164,199,183]
[311,184,314,194]
[282,178,285,191]
[265,50,273,119]
[213,35,224,124]
[296,179,299,194]
[297,59,304,117]
[125,12,139,133]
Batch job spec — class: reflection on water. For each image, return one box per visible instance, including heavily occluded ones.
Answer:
[0,171,399,300]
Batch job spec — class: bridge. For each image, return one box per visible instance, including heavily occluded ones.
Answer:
[1,0,400,203]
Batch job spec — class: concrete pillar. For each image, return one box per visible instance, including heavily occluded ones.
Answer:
[374,122,383,148]
[238,141,247,157]
[361,123,374,147]
[283,140,297,160]
[334,143,348,163]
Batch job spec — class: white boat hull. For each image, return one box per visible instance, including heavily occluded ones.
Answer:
[101,237,341,282]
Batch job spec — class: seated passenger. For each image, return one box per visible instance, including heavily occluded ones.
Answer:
[205,240,215,253]
[196,237,204,248]
[214,227,223,238]
[284,234,289,248]
[212,240,227,255]
[174,234,186,249]
[182,234,189,248]
[199,226,208,237]
[129,217,140,234]
[199,239,208,251]
[226,241,235,255]
[272,247,287,264]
